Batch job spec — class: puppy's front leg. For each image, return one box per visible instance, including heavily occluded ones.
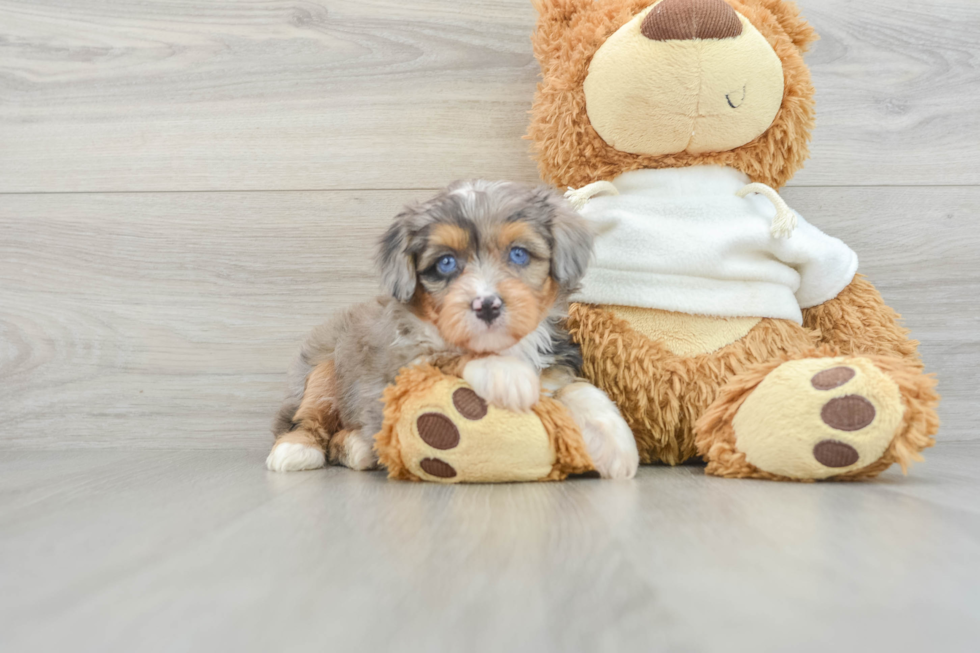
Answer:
[266,429,327,472]
[556,382,639,480]
[462,355,540,413]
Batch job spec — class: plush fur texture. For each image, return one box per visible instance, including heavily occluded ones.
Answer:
[528,0,817,189]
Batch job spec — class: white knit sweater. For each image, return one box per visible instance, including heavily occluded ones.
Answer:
[571,166,858,325]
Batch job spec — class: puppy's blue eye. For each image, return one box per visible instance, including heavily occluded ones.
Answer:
[436,255,457,275]
[509,247,530,266]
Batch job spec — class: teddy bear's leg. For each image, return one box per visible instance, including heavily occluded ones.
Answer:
[565,303,816,466]
[803,275,922,363]
[695,352,939,481]
[375,364,594,483]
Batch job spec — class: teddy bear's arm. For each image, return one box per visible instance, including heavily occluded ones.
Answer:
[801,274,922,364]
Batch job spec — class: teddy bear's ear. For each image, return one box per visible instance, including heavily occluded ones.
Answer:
[531,0,635,77]
[530,0,587,77]
[748,0,818,52]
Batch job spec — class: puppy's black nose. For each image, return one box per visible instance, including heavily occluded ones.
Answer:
[472,295,503,324]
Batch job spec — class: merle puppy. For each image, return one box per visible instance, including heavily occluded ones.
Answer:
[267,180,639,479]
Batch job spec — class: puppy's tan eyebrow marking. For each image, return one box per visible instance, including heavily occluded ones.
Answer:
[499,221,529,244]
[430,223,470,252]
[498,221,549,256]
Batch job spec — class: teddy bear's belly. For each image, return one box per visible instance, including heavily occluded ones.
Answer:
[605,306,760,357]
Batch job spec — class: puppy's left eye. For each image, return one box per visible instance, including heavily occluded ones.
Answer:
[508,247,530,266]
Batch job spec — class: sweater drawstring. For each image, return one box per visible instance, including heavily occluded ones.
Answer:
[736,183,797,239]
[564,181,619,211]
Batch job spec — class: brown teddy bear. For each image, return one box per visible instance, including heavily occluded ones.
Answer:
[526,0,940,480]
[374,0,939,483]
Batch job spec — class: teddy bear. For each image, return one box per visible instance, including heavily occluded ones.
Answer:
[524,0,940,480]
[373,0,939,483]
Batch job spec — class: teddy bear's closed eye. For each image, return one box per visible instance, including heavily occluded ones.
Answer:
[726,86,746,109]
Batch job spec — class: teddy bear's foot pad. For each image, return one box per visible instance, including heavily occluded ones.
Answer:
[732,357,905,480]
[376,364,596,483]
[412,389,488,479]
[389,378,560,483]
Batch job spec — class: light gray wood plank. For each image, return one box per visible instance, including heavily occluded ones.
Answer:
[0,189,432,449]
[0,0,541,193]
[0,186,976,449]
[0,444,978,653]
[795,0,980,187]
[1,0,978,192]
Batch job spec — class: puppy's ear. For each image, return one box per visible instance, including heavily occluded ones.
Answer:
[536,187,593,291]
[376,208,418,303]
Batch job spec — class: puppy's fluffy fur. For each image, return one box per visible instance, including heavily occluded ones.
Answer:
[267,180,638,478]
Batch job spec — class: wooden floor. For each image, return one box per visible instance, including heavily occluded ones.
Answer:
[2,0,979,650]
[1,443,979,652]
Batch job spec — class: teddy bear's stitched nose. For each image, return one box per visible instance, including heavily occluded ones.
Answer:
[641,0,743,41]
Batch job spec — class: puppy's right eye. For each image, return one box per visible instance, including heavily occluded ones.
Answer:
[436,255,457,275]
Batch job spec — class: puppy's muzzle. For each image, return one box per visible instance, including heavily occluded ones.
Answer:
[471,295,503,325]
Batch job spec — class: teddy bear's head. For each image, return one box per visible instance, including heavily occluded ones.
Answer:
[528,0,817,189]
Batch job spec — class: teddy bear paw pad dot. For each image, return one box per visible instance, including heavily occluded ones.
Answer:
[731,357,905,480]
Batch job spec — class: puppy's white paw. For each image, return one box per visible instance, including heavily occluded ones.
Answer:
[559,383,639,480]
[343,432,379,471]
[463,355,540,413]
[266,441,326,472]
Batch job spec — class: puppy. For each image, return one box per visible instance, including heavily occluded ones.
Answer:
[266,180,639,479]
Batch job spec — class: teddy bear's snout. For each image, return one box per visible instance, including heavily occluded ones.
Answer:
[641,0,743,42]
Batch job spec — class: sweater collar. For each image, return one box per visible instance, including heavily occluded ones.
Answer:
[610,165,751,197]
